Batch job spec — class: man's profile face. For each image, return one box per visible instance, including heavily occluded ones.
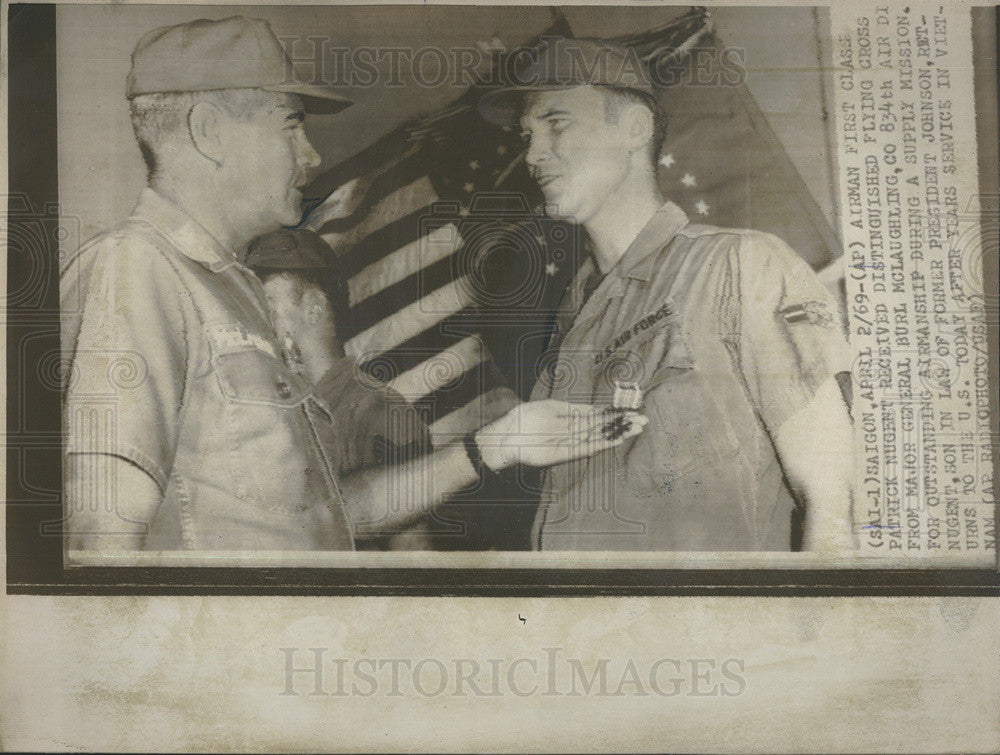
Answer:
[218,92,322,233]
[520,86,636,226]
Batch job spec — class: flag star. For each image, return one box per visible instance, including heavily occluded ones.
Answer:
[695,199,710,215]
[535,234,546,246]
[659,153,676,168]
[463,182,475,193]
[681,173,697,188]
[501,125,513,133]
[545,262,559,276]
[496,144,507,156]
[469,160,480,170]
[459,205,470,217]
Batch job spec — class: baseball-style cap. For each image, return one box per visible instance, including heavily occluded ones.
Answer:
[478,37,654,126]
[126,16,353,115]
[245,228,329,270]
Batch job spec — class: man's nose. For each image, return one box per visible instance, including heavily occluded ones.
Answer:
[298,133,322,171]
[524,133,551,170]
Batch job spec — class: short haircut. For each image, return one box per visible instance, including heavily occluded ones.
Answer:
[129,88,280,179]
[598,86,668,165]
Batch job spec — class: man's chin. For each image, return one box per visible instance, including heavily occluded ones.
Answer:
[542,202,574,221]
[538,191,575,220]
[279,202,305,228]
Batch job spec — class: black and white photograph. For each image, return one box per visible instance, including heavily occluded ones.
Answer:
[14,3,990,574]
[56,4,860,564]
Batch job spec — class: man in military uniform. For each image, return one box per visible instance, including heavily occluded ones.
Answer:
[479,37,855,552]
[62,18,647,552]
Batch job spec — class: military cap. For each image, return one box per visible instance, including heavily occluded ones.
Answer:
[478,36,654,126]
[127,15,353,114]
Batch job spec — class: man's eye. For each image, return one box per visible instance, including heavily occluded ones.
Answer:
[284,114,306,131]
[547,118,568,131]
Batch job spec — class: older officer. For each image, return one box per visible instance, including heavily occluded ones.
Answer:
[62,18,646,552]
[480,37,855,552]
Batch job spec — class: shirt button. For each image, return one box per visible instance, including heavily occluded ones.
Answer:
[275,379,293,399]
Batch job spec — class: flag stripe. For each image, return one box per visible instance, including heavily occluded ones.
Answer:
[357,308,478,373]
[348,224,462,307]
[303,134,421,218]
[314,172,438,251]
[410,361,499,418]
[334,206,436,279]
[348,247,471,333]
[345,276,473,359]
[386,334,485,400]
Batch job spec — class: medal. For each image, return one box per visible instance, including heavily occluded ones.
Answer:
[281,333,306,375]
[612,380,642,412]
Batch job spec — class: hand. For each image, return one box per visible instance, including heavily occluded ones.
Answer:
[475,400,648,470]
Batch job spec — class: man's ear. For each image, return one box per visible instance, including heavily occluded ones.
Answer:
[624,103,654,155]
[187,100,227,166]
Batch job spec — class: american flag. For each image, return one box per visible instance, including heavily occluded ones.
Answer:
[300,98,543,446]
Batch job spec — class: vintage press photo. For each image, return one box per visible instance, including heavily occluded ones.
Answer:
[3,2,999,752]
[6,3,999,580]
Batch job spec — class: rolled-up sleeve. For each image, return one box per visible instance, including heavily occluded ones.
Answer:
[735,232,852,434]
[63,236,189,492]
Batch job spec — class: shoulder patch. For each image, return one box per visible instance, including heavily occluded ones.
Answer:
[779,300,835,328]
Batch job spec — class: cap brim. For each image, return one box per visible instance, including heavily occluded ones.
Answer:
[268,81,354,115]
[478,84,581,127]
[479,78,659,126]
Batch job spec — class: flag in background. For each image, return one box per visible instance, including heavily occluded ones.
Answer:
[299,7,843,547]
[299,88,552,442]
[631,22,842,271]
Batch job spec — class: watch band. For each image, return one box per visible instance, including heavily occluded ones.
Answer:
[463,431,487,481]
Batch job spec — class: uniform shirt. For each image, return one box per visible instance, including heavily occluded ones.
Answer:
[62,189,354,550]
[530,202,852,551]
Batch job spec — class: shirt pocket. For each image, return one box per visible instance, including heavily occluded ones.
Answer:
[619,332,742,494]
[211,346,327,515]
[589,312,685,403]
[214,347,310,407]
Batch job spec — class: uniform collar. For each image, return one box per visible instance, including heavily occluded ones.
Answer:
[132,188,236,273]
[615,201,689,282]
[560,202,687,336]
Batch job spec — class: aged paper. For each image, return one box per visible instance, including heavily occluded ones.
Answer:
[3,0,999,751]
